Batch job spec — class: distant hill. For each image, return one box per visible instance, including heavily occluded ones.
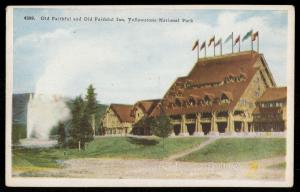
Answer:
[13,93,32,125]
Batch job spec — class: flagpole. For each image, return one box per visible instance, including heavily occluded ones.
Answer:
[257,33,259,53]
[213,39,215,56]
[197,40,199,60]
[220,40,222,55]
[231,32,233,54]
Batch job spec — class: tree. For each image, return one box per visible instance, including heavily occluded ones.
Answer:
[150,113,172,149]
[80,108,94,144]
[69,96,85,150]
[85,84,98,136]
[69,95,95,150]
[57,122,66,147]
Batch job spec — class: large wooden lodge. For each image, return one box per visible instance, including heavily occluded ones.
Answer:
[101,51,287,136]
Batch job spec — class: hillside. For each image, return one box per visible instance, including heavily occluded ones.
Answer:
[13,93,32,124]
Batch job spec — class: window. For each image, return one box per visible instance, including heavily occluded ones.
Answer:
[189,97,196,106]
[204,96,212,105]
[240,99,246,105]
[220,94,230,104]
[175,99,181,107]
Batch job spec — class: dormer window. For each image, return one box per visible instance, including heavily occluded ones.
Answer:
[204,95,212,105]
[175,98,182,107]
[188,97,196,106]
[220,93,231,104]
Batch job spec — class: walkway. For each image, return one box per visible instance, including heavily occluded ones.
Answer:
[14,156,286,181]
[165,137,218,161]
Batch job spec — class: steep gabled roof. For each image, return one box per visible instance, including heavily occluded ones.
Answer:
[110,104,134,123]
[151,51,274,116]
[257,87,287,102]
[133,99,161,115]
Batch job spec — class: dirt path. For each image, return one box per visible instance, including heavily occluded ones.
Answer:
[14,156,286,180]
[165,137,218,161]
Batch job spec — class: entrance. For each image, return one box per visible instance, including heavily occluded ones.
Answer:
[173,124,181,136]
[217,122,227,133]
[187,123,196,136]
[202,123,211,135]
[234,121,242,132]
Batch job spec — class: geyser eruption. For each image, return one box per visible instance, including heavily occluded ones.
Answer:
[21,93,71,148]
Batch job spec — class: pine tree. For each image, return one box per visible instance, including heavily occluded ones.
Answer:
[70,96,85,150]
[85,84,98,115]
[81,108,94,144]
[57,122,66,147]
[85,84,98,136]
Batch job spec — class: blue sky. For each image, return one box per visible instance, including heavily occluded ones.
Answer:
[13,7,289,104]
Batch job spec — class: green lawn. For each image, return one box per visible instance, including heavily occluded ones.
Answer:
[13,136,208,170]
[267,162,286,169]
[179,138,286,162]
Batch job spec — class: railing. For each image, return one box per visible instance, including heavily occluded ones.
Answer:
[170,119,181,124]
[185,119,196,124]
[216,117,227,122]
[200,117,211,121]
[233,116,247,121]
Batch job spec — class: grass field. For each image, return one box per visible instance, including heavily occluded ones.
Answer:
[179,138,286,162]
[267,162,286,169]
[13,136,208,171]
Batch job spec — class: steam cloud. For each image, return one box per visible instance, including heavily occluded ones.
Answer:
[27,94,71,139]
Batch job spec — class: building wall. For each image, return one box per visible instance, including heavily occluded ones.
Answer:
[235,62,273,113]
[167,58,281,135]
[253,99,287,132]
[134,106,145,123]
[102,108,133,134]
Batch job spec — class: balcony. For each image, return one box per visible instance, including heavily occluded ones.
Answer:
[185,119,196,124]
[216,117,227,122]
[170,119,181,124]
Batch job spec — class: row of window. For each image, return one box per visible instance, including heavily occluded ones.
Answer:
[167,97,231,108]
[260,102,284,108]
[174,74,246,90]
[239,99,255,108]
[254,113,283,119]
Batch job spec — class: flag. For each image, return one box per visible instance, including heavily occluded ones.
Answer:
[208,36,215,47]
[200,41,206,50]
[215,38,222,47]
[234,35,240,46]
[242,30,253,41]
[224,33,233,44]
[252,31,259,41]
[192,40,199,51]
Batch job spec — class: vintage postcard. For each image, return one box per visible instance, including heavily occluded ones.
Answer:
[6,5,294,187]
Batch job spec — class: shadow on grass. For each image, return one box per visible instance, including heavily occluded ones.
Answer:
[126,137,159,146]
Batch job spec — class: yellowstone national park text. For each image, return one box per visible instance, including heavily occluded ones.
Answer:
[32,16,194,23]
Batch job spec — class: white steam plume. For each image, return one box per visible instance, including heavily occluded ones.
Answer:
[27,94,71,139]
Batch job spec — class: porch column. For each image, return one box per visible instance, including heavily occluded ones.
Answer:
[181,114,187,135]
[197,112,203,134]
[244,121,249,133]
[211,112,218,134]
[228,111,234,133]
